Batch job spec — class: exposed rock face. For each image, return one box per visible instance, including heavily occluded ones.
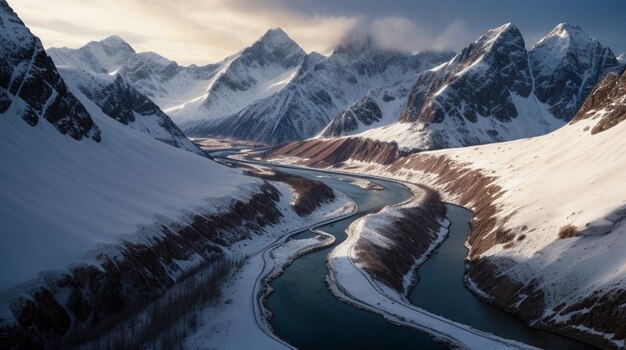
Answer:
[530,23,619,121]
[347,23,621,151]
[262,137,400,167]
[237,165,336,216]
[402,24,532,124]
[571,67,626,134]
[395,24,556,149]
[0,1,100,141]
[0,183,285,348]
[321,95,383,137]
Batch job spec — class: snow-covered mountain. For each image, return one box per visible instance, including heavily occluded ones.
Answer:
[48,40,202,153]
[57,66,202,153]
[48,30,452,145]
[197,35,453,143]
[49,29,312,143]
[47,35,135,74]
[341,23,620,151]
[529,23,619,121]
[190,28,307,123]
[121,28,307,128]
[49,23,619,148]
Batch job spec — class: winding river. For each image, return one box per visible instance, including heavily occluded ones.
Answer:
[217,153,595,349]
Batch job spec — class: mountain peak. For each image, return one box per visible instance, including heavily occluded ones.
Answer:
[535,23,594,48]
[553,22,584,35]
[470,22,524,55]
[100,35,129,46]
[256,27,297,47]
[484,22,521,42]
[236,27,305,68]
[85,34,136,55]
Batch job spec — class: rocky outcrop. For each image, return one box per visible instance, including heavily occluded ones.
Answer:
[0,1,100,142]
[262,137,400,167]
[234,163,337,216]
[393,24,557,150]
[571,67,626,134]
[320,95,383,137]
[0,183,285,348]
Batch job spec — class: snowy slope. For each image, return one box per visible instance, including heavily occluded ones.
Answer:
[339,23,619,151]
[0,93,258,292]
[417,77,626,348]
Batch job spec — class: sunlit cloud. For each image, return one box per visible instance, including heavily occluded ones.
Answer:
[6,0,504,66]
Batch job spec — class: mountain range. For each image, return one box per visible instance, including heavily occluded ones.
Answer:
[49,22,620,149]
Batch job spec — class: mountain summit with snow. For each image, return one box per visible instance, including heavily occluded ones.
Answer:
[396,23,543,148]
[50,34,136,74]
[190,27,307,126]
[529,22,619,120]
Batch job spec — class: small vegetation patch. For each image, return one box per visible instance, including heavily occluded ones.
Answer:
[558,224,578,239]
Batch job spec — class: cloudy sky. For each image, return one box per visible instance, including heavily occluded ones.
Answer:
[10,0,626,66]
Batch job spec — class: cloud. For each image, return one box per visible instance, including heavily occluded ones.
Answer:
[9,0,363,64]
[8,0,472,65]
[368,16,472,53]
